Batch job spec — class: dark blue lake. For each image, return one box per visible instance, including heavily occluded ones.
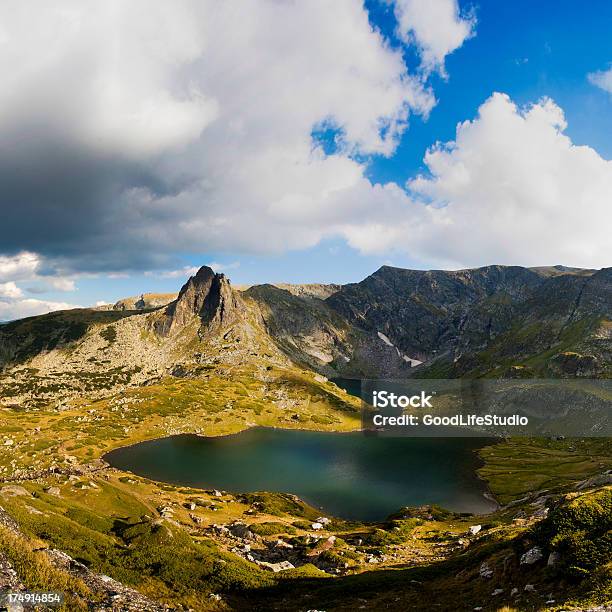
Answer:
[104,428,497,521]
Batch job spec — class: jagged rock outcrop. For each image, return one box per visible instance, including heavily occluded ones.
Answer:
[155,266,243,336]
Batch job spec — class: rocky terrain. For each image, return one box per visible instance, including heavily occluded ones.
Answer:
[327,265,612,378]
[112,293,178,312]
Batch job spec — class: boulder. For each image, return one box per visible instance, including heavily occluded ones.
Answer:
[547,551,561,566]
[468,525,482,535]
[576,471,612,490]
[229,522,255,539]
[520,546,543,565]
[257,560,295,572]
[0,485,30,497]
[311,522,324,530]
[479,562,493,579]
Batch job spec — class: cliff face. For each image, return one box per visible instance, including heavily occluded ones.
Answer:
[325,265,545,358]
[155,266,242,336]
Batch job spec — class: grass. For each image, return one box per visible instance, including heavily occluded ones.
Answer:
[478,438,612,504]
[0,525,93,611]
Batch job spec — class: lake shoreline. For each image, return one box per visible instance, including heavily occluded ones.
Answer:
[104,427,501,520]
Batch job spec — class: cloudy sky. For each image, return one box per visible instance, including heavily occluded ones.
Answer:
[0,0,611,319]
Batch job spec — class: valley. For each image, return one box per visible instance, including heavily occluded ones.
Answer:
[0,264,610,611]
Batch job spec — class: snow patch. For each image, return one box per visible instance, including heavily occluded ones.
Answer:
[378,331,422,367]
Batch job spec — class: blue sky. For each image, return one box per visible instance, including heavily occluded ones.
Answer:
[0,0,611,317]
[157,0,612,290]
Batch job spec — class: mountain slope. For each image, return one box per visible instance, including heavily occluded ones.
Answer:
[325,264,611,378]
[0,263,610,412]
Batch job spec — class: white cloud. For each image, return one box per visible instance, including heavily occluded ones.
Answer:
[206,261,240,273]
[154,266,200,279]
[0,0,444,269]
[48,277,77,292]
[0,282,23,299]
[395,93,612,268]
[148,261,239,278]
[0,252,40,282]
[588,65,612,94]
[392,0,476,75]
[0,298,80,321]
[0,252,79,294]
[9,4,605,273]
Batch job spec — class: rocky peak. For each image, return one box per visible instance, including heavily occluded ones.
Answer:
[155,266,241,336]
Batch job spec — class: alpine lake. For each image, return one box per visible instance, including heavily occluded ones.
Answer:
[105,379,498,521]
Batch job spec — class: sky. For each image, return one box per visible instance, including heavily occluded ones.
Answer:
[0,0,611,320]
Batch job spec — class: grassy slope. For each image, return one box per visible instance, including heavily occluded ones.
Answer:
[1,368,610,610]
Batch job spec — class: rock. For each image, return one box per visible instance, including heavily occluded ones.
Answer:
[229,522,254,539]
[468,525,482,535]
[209,593,222,601]
[156,266,242,336]
[3,439,14,446]
[479,562,493,579]
[576,471,612,490]
[510,587,519,596]
[547,551,561,566]
[524,584,536,592]
[213,489,223,497]
[307,536,336,557]
[315,516,331,525]
[311,522,324,530]
[0,485,30,497]
[520,546,543,565]
[491,589,504,596]
[532,507,549,519]
[257,560,295,572]
[45,486,61,497]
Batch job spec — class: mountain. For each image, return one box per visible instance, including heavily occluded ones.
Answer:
[112,292,177,311]
[0,263,610,410]
[325,265,612,378]
[153,266,243,336]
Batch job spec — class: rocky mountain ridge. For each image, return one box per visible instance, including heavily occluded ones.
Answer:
[0,263,610,410]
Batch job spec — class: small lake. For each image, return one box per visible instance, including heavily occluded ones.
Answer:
[105,428,497,521]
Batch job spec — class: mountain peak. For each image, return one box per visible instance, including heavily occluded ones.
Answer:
[155,266,241,335]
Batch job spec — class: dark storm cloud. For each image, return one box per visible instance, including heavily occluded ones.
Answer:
[0,128,196,273]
